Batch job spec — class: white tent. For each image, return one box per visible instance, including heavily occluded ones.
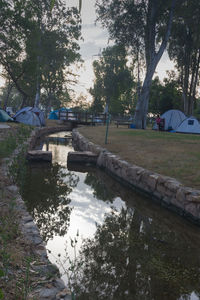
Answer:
[14,107,45,126]
[176,116,200,134]
[153,109,186,131]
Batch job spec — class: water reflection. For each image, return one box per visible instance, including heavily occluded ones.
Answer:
[71,207,200,300]
[22,162,79,241]
[21,132,200,300]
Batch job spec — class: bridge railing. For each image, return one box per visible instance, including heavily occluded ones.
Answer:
[58,111,107,124]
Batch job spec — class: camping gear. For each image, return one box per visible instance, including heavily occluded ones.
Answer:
[153,109,186,131]
[0,109,13,122]
[14,107,45,126]
[48,107,72,120]
[176,116,200,134]
[48,110,59,120]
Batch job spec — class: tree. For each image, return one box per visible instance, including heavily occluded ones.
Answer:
[90,45,134,115]
[149,76,183,114]
[0,0,81,109]
[168,0,200,116]
[96,0,178,128]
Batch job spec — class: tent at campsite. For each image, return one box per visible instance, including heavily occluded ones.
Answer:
[153,109,186,131]
[48,107,72,120]
[48,109,59,120]
[14,107,45,126]
[0,109,13,122]
[176,116,200,134]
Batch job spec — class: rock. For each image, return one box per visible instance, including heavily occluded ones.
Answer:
[39,287,58,299]
[56,288,71,299]
[146,174,159,191]
[33,264,59,278]
[67,151,98,164]
[6,185,19,194]
[26,150,52,162]
[185,203,198,218]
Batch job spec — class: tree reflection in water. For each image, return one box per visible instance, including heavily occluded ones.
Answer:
[70,207,200,300]
[21,162,79,241]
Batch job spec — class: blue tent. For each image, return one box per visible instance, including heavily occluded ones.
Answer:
[14,107,45,126]
[48,108,72,120]
[48,110,59,120]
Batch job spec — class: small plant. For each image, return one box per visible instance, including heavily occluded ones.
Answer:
[47,230,81,299]
[15,258,32,300]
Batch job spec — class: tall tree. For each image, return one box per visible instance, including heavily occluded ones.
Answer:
[149,76,183,114]
[96,0,178,128]
[90,45,134,115]
[0,0,81,109]
[168,0,200,116]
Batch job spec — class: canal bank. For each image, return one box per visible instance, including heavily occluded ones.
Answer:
[1,124,200,299]
[0,125,73,300]
[72,129,200,225]
[22,128,200,300]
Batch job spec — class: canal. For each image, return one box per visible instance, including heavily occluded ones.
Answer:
[21,131,200,300]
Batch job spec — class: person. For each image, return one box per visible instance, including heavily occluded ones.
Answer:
[156,114,161,130]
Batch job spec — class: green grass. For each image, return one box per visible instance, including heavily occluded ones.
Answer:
[78,125,200,189]
[116,129,200,141]
[0,124,32,160]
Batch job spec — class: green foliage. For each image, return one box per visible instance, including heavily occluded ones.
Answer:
[0,0,82,109]
[168,0,200,115]
[149,76,183,114]
[96,0,179,128]
[90,45,135,115]
[0,124,32,159]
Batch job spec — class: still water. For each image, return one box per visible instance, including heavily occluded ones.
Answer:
[21,132,200,300]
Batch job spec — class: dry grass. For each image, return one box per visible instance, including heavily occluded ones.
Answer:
[78,124,200,189]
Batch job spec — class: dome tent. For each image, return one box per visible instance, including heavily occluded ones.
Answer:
[176,116,200,134]
[14,107,45,126]
[48,109,59,120]
[153,109,186,131]
[48,107,72,120]
[0,109,13,122]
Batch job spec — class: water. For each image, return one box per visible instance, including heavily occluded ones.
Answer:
[21,132,200,300]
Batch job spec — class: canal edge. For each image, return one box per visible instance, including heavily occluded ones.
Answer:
[72,129,200,226]
[0,125,73,300]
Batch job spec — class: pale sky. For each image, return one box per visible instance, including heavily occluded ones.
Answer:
[68,0,174,102]
[0,0,175,102]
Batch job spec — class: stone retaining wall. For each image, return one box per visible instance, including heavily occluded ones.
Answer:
[28,125,72,150]
[1,125,72,300]
[72,129,200,225]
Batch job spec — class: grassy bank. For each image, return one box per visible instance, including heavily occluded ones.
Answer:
[0,123,33,299]
[0,123,32,161]
[78,125,200,189]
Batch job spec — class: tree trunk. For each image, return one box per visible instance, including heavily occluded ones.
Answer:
[134,0,176,129]
[3,81,13,110]
[134,74,152,129]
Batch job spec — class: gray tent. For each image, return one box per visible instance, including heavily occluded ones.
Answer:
[153,109,186,131]
[176,116,200,134]
[14,107,45,126]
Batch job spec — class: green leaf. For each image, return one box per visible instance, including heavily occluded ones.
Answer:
[50,0,56,11]
[0,288,4,299]
[79,0,82,13]
[0,270,4,277]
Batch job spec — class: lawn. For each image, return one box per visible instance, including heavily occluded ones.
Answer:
[78,125,200,189]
